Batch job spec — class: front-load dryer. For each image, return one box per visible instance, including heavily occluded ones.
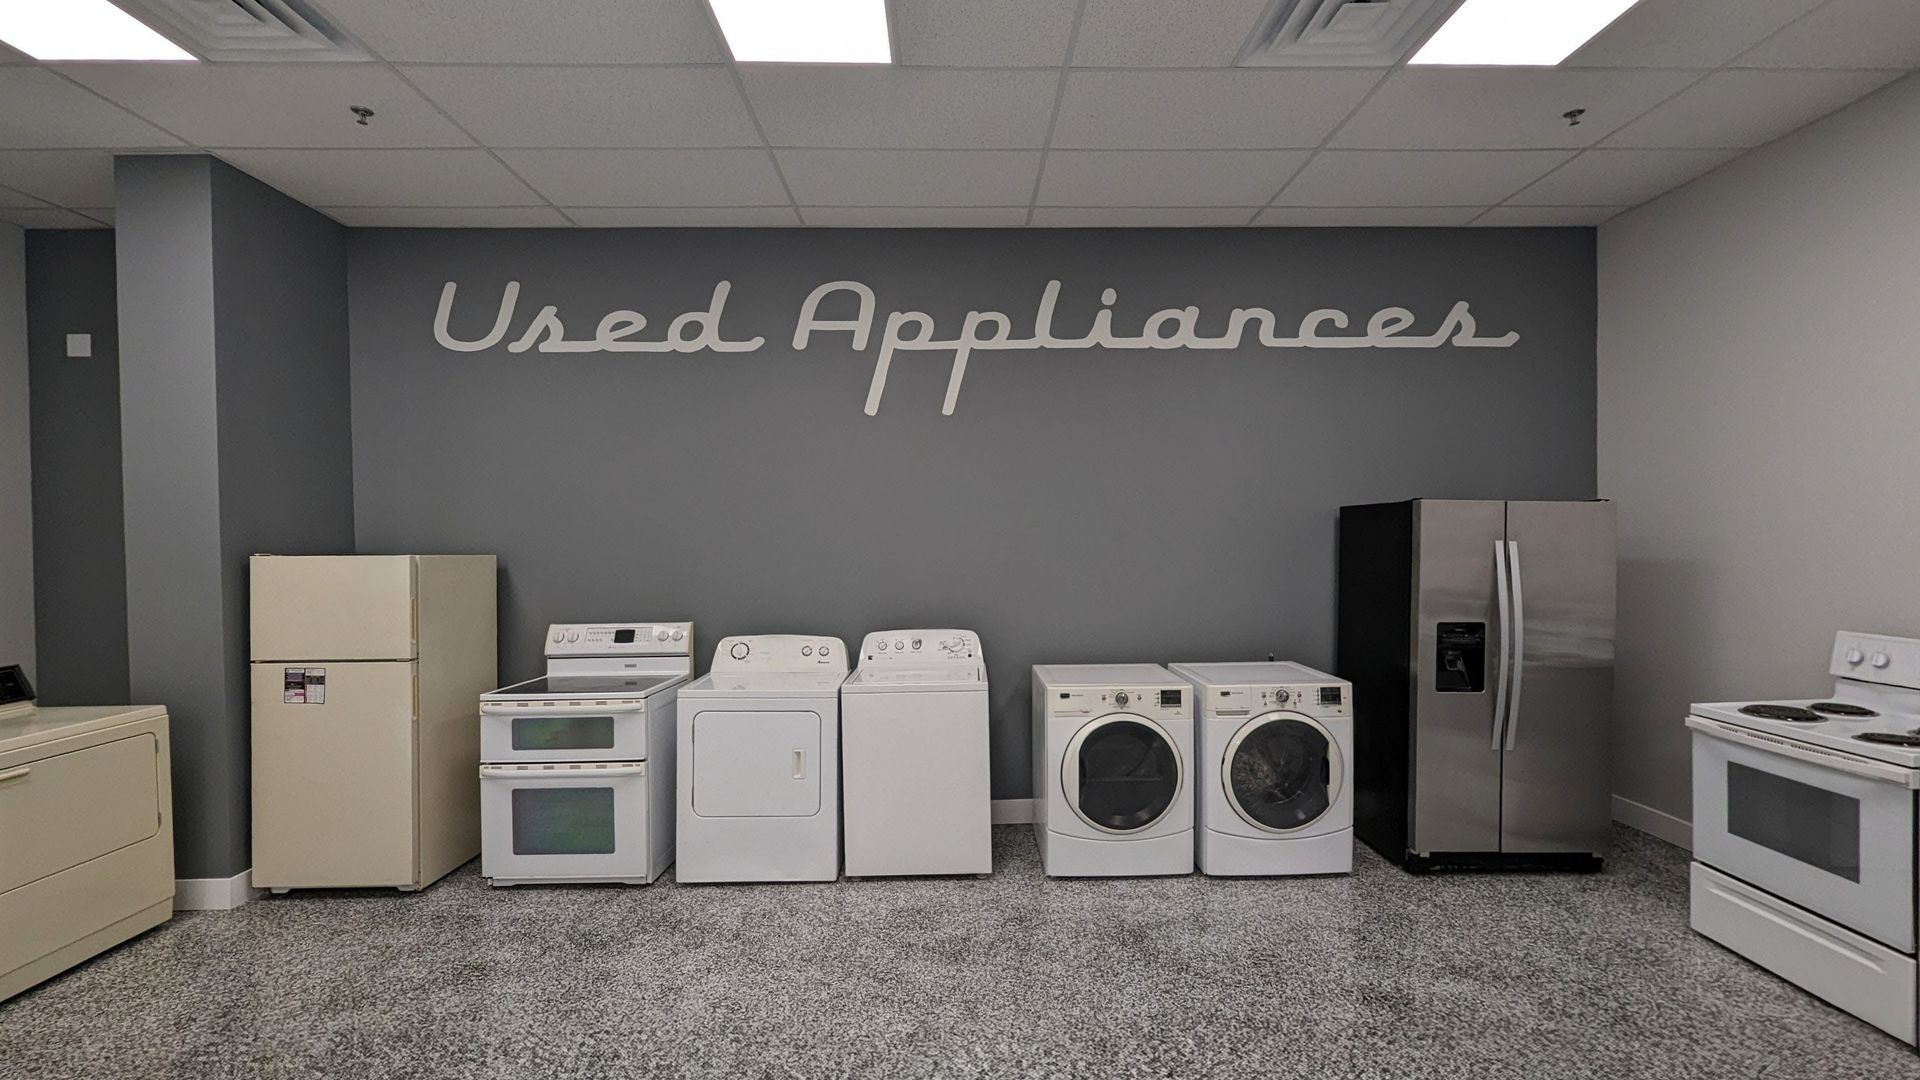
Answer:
[676,635,847,883]
[1169,661,1353,876]
[841,629,992,877]
[1031,664,1193,877]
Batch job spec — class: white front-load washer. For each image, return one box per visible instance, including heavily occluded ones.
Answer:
[1169,661,1353,876]
[841,629,992,877]
[1031,664,1193,877]
[676,635,847,883]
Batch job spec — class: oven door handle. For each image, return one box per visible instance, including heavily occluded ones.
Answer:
[1686,715,1920,788]
[480,702,647,718]
[479,764,648,780]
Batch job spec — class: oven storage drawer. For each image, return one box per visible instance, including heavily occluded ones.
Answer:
[1691,863,1916,1045]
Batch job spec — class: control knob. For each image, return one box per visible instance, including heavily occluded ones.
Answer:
[672,629,684,641]
[911,638,923,650]
[877,640,889,651]
[1113,691,1131,708]
[1846,649,1866,665]
[818,644,830,657]
[657,629,670,641]
[730,641,750,660]
[1275,688,1292,704]
[551,628,565,644]
[1872,652,1892,669]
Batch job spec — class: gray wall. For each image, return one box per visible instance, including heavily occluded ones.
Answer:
[350,227,1598,799]
[117,155,352,879]
[1598,72,1920,840]
[0,223,31,682]
[26,230,129,704]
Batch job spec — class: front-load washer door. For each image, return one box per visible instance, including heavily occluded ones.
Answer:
[1064,714,1182,834]
[1223,711,1342,833]
[692,710,822,817]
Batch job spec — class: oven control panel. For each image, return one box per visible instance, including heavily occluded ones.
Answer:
[711,635,848,673]
[546,622,693,658]
[1832,631,1920,690]
[860,629,980,664]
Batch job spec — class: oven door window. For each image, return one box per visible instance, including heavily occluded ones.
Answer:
[512,714,617,752]
[1725,762,1860,883]
[511,787,617,855]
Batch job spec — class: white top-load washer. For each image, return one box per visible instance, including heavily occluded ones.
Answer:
[1031,664,1194,877]
[1169,661,1353,876]
[676,635,848,883]
[841,629,992,877]
[478,622,692,886]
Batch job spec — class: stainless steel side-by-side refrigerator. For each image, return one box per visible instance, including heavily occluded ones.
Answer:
[1337,500,1616,872]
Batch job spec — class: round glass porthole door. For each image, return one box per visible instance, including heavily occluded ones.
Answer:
[1224,713,1341,833]
[1065,715,1181,833]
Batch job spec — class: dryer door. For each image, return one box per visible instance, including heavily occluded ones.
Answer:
[1223,711,1342,834]
[1064,714,1181,834]
[691,710,822,817]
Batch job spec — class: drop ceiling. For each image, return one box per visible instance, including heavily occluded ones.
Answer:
[0,0,1916,229]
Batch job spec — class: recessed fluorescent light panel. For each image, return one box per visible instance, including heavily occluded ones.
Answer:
[1410,0,1641,66]
[707,0,892,64]
[0,0,194,61]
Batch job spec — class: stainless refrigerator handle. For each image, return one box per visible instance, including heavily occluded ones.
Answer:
[1504,540,1526,752]
[1491,540,1513,751]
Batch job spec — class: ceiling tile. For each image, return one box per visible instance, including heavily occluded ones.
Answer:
[1568,0,1825,68]
[321,206,570,227]
[775,149,1040,207]
[0,68,183,150]
[216,148,540,206]
[1331,68,1697,151]
[310,0,724,64]
[400,65,757,149]
[0,206,109,229]
[800,207,1028,227]
[1507,148,1739,207]
[1072,0,1272,67]
[1738,0,1920,69]
[1474,207,1622,227]
[1603,69,1903,149]
[1037,150,1310,207]
[565,207,801,227]
[743,68,1059,148]
[895,0,1078,66]
[1252,207,1482,227]
[1032,207,1257,227]
[1054,69,1381,150]
[496,148,788,206]
[1277,150,1575,207]
[0,150,116,206]
[57,63,471,149]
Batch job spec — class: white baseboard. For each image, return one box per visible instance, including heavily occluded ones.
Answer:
[991,797,1034,825]
[1612,795,1692,851]
[174,870,261,911]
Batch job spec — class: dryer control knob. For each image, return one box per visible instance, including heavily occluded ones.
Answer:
[1846,649,1866,665]
[566,630,580,643]
[1872,652,1892,669]
[1113,691,1131,708]
[1276,688,1292,704]
[656,629,670,641]
[551,629,565,644]
[672,629,685,641]
[730,641,750,660]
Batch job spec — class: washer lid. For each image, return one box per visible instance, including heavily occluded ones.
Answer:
[1224,712,1340,833]
[842,665,986,693]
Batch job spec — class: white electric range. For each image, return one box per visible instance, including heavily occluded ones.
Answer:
[1688,631,1920,1046]
[478,622,692,886]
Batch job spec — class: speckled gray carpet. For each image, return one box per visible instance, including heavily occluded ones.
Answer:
[1,825,1915,1079]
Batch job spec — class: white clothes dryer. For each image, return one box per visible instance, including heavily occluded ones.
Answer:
[1169,661,1353,876]
[841,629,992,877]
[1031,664,1193,877]
[676,635,847,884]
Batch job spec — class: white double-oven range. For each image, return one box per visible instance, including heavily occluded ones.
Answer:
[478,623,692,886]
[1688,631,1920,1045]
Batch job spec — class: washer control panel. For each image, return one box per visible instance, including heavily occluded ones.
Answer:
[711,635,848,674]
[1203,681,1352,717]
[1050,685,1189,720]
[860,628,980,664]
[1831,631,1920,690]
[545,622,692,658]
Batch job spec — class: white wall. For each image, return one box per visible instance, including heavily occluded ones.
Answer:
[1598,72,1920,841]
[0,222,32,680]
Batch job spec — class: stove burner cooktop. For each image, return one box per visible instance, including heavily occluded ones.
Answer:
[1854,731,1920,748]
[1809,701,1879,717]
[1739,703,1824,723]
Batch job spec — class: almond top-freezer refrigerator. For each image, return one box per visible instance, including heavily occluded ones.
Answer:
[250,555,496,892]
[1337,500,1615,872]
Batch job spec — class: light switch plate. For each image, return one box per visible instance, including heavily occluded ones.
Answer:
[65,333,92,358]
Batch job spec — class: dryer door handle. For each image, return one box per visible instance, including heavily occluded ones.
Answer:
[792,750,806,780]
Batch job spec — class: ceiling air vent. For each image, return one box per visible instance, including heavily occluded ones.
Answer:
[117,0,367,62]
[1236,0,1461,67]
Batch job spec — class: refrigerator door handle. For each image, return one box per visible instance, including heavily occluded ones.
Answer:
[1492,540,1513,751]
[1504,540,1527,752]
